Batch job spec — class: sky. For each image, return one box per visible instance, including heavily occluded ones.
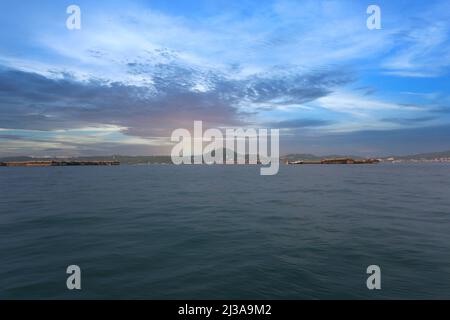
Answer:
[0,0,450,157]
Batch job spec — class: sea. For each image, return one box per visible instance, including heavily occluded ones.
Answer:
[1,164,450,299]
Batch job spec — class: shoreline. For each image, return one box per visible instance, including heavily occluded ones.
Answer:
[0,160,120,167]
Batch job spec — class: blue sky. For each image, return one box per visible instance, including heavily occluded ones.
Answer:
[0,0,450,156]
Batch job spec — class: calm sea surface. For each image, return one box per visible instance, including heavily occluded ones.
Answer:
[1,164,450,299]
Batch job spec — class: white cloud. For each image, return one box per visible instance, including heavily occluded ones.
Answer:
[316,91,417,115]
[380,6,450,77]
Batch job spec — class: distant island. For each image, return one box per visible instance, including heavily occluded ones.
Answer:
[282,151,450,164]
[1,150,450,167]
[286,158,380,165]
[0,160,120,167]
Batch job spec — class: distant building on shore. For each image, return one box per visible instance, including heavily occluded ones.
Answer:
[287,158,380,165]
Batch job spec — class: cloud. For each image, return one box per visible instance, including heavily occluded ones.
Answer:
[281,125,450,157]
[381,116,436,125]
[380,3,450,77]
[0,0,396,83]
[431,106,450,114]
[0,63,351,135]
[315,91,420,117]
[265,118,333,129]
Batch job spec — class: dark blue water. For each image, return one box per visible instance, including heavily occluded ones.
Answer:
[1,164,450,299]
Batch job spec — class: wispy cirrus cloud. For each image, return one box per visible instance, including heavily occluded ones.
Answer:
[380,1,450,77]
